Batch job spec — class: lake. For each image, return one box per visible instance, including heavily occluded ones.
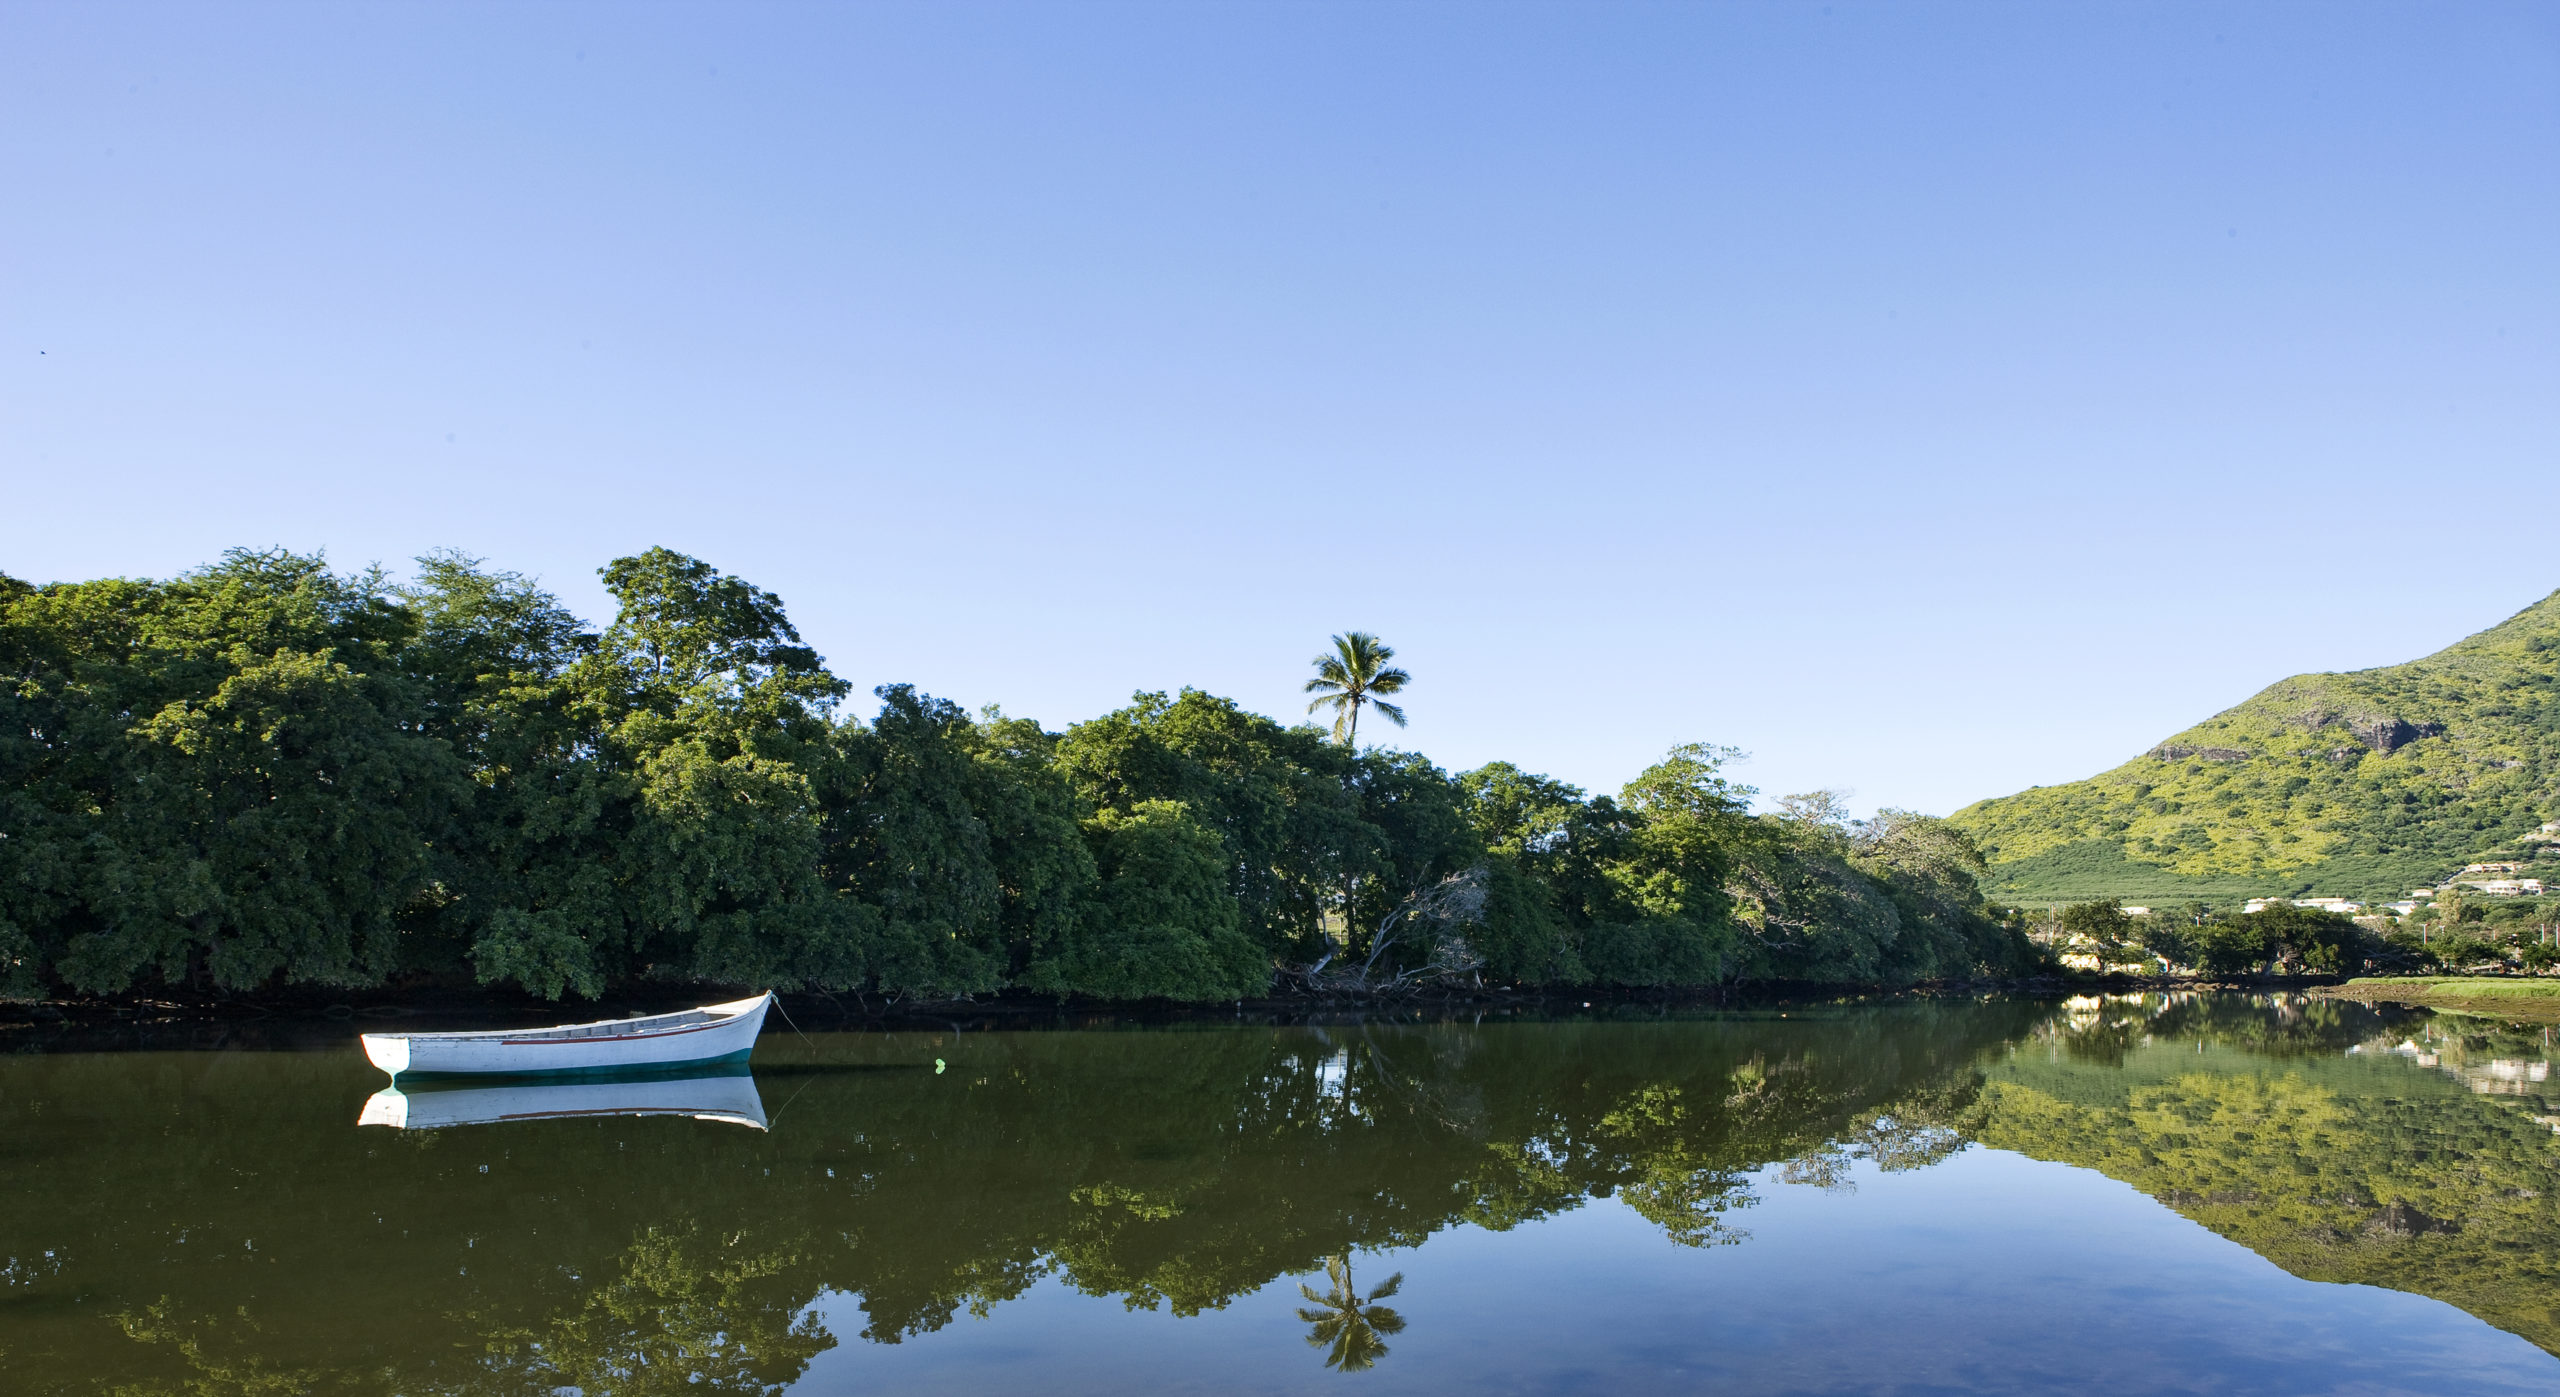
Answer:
[4,993,2557,1395]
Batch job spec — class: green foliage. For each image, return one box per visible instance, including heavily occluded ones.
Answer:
[2149,903,2371,977]
[397,552,610,994]
[2055,898,2152,971]
[1341,750,1479,969]
[955,708,1101,988]
[1955,588,2560,903]
[1039,800,1266,1001]
[1727,798,2040,984]
[2136,905,2207,969]
[565,548,855,993]
[826,685,1006,997]
[1455,756,1727,987]
[1,549,2059,1000]
[2059,900,2134,952]
[1852,812,2040,978]
[1457,762,1621,945]
[1452,754,2033,988]
[0,551,460,995]
[1301,631,1408,747]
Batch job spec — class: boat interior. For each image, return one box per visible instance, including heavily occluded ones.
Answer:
[522,1009,717,1040]
[398,1006,731,1043]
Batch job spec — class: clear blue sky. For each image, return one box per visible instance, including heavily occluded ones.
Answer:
[5,2,2554,817]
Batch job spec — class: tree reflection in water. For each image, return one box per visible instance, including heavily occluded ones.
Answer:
[470,1224,832,1397]
[1295,1252,1406,1372]
[11,993,2560,1394]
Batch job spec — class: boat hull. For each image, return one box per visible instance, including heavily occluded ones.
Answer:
[360,993,772,1080]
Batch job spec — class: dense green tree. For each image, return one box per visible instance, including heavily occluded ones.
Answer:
[1451,748,1757,987]
[1055,690,1367,962]
[0,546,2081,1000]
[587,549,856,991]
[1443,762,1594,980]
[1457,762,1636,980]
[2143,903,2371,978]
[2059,899,2138,968]
[959,708,1102,989]
[1726,793,2035,984]
[1729,797,1907,983]
[465,548,857,996]
[825,686,1005,997]
[2138,903,2214,971]
[1340,750,1480,969]
[1601,744,1754,981]
[398,552,615,994]
[0,552,459,994]
[1463,852,1585,984]
[1853,812,2037,978]
[2247,902,2367,975]
[1459,765,1636,924]
[1040,800,1267,1000]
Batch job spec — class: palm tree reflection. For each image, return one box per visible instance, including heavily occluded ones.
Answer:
[1295,1252,1406,1372]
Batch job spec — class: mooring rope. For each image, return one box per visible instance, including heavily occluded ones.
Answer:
[770,991,819,1051]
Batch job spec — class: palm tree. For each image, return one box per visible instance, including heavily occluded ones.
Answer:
[1295,1252,1406,1372]
[1304,632,1410,748]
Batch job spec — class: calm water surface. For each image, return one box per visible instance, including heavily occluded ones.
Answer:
[4,994,2558,1395]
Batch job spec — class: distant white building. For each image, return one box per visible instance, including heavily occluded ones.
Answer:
[2244,897,2362,915]
[2121,906,2152,917]
[2457,878,2546,896]
[2463,862,2526,875]
[2386,901,2423,916]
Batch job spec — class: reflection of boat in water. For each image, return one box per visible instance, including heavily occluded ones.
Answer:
[360,992,772,1080]
[359,1065,768,1131]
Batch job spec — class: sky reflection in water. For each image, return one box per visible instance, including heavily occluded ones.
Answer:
[2,993,2556,1395]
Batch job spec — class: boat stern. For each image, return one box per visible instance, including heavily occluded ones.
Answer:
[360,1033,411,1077]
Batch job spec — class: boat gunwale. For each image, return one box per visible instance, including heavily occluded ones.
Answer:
[358,993,771,1047]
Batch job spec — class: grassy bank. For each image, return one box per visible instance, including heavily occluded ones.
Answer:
[2321,976,2560,1021]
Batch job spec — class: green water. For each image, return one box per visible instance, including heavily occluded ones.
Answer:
[3,994,2557,1394]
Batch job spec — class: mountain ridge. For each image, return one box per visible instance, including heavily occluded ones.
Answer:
[1949,590,2560,905]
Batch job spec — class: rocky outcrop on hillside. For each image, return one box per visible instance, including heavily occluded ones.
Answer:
[2147,745,2250,763]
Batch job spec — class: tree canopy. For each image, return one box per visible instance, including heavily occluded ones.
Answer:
[0,549,2044,1000]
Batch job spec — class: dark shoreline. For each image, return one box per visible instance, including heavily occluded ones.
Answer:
[0,972,2357,1052]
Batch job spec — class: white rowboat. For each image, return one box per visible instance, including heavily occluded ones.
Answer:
[358,1069,769,1131]
[359,992,773,1080]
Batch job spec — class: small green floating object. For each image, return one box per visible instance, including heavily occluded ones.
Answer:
[934,1058,946,1074]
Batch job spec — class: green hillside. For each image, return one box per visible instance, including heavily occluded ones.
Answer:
[1951,590,2560,905]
